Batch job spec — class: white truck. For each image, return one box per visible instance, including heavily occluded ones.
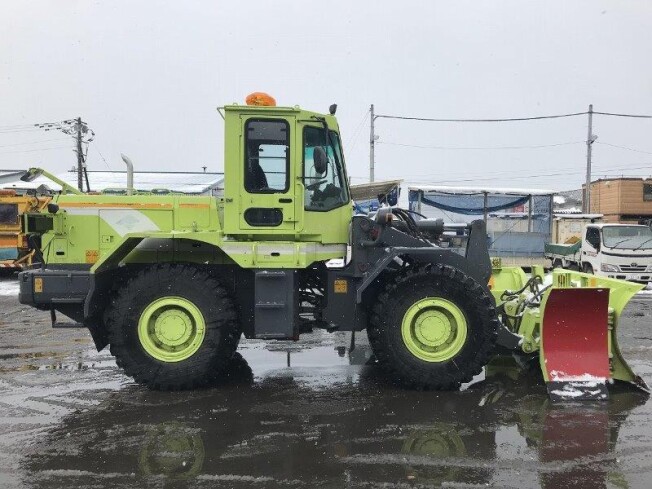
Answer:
[544,223,652,282]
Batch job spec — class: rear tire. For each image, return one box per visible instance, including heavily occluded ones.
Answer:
[368,264,499,390]
[105,264,241,390]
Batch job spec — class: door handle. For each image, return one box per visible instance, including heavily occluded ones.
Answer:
[279,198,292,203]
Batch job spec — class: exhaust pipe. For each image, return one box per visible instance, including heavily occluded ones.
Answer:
[120,153,134,196]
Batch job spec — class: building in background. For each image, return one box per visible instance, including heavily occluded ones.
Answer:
[585,178,652,223]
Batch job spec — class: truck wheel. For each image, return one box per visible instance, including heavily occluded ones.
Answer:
[368,264,499,390]
[583,263,594,274]
[105,264,241,390]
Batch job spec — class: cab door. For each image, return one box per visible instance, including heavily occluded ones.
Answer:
[236,117,298,235]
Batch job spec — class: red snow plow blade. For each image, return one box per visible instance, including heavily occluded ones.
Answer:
[541,288,611,401]
[491,266,648,401]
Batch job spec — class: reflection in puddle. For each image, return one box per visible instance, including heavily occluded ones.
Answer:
[0,350,116,373]
[19,348,648,489]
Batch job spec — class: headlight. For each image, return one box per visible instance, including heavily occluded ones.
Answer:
[647,265,652,272]
[601,264,619,272]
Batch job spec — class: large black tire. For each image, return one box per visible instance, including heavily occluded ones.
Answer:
[583,263,594,274]
[105,264,241,390]
[368,264,499,390]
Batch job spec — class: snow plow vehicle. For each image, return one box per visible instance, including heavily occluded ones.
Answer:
[0,189,51,271]
[16,94,649,399]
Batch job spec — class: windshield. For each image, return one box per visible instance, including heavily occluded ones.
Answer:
[303,127,350,211]
[602,226,652,249]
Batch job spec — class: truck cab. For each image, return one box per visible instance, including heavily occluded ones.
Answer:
[582,223,652,281]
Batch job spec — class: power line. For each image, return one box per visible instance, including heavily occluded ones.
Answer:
[377,140,584,151]
[0,145,72,155]
[595,141,652,155]
[375,110,652,124]
[593,111,652,119]
[93,144,112,171]
[0,119,80,135]
[0,127,48,135]
[0,124,43,130]
[375,111,588,123]
[389,161,652,184]
[0,137,71,149]
[345,110,369,147]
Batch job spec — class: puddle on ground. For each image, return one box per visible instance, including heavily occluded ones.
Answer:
[9,347,650,489]
[0,349,115,373]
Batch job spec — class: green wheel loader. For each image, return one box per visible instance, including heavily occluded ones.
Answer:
[17,95,649,399]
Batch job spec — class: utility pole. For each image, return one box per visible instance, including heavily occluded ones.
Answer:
[584,104,594,213]
[369,104,375,182]
[35,118,93,192]
[75,117,84,192]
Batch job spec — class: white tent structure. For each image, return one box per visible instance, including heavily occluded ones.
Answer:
[0,169,224,196]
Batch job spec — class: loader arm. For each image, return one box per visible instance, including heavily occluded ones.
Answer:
[20,167,83,195]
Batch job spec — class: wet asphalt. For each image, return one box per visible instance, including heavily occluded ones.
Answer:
[1,278,652,488]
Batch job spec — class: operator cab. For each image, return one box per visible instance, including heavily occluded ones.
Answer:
[221,94,352,246]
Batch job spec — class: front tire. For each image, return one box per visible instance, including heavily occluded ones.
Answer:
[368,264,499,390]
[105,264,241,390]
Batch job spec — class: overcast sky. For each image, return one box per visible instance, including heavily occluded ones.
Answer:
[1,0,651,191]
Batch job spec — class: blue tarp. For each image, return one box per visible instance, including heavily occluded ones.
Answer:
[409,188,553,257]
[409,190,530,215]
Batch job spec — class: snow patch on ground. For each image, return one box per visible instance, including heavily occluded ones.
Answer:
[0,280,19,296]
[638,283,652,294]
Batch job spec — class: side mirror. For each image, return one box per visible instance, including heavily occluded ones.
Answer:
[313,146,328,175]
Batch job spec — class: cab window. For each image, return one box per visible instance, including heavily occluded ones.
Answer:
[244,119,289,193]
[303,126,349,211]
[585,227,601,249]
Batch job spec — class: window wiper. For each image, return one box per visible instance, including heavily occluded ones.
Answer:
[632,237,652,251]
[609,238,633,248]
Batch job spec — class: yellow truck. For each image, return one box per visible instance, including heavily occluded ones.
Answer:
[0,189,50,271]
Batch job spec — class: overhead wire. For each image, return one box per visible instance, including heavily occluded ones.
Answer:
[0,137,72,149]
[345,110,370,153]
[595,141,652,155]
[93,145,112,171]
[375,109,652,123]
[0,145,72,155]
[396,161,652,184]
[375,111,588,123]
[377,140,584,151]
[593,111,652,119]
